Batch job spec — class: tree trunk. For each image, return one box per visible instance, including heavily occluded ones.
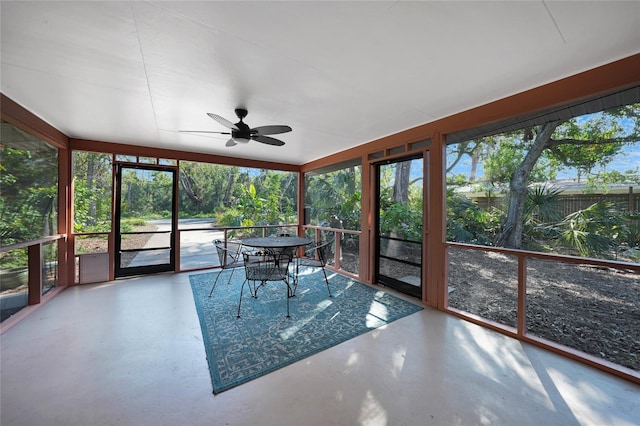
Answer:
[392,161,411,203]
[346,166,355,195]
[495,122,560,248]
[223,172,235,207]
[179,172,201,205]
[388,161,412,258]
[470,149,480,182]
[87,155,96,225]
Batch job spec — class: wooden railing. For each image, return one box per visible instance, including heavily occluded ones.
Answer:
[1,234,66,303]
[301,224,361,278]
[16,224,362,293]
[445,241,640,383]
[1,234,67,332]
[205,224,362,278]
[214,224,299,240]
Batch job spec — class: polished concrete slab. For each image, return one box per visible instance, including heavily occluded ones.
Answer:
[1,272,639,426]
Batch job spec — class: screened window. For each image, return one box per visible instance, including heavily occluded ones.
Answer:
[445,87,640,263]
[445,87,640,372]
[179,161,298,228]
[1,120,59,320]
[1,120,59,245]
[304,159,362,276]
[304,159,362,231]
[73,151,113,233]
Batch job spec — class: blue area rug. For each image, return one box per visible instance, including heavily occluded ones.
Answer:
[189,268,423,394]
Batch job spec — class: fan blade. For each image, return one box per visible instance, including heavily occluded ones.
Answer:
[251,125,292,136]
[207,113,239,130]
[225,138,237,147]
[178,130,231,135]
[253,135,285,146]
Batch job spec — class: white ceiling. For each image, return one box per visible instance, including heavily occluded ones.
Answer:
[1,1,639,165]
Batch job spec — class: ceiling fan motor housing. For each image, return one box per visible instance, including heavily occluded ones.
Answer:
[232,117,252,143]
[234,108,248,119]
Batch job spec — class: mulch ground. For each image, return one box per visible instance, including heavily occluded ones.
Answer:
[75,224,158,267]
[447,247,640,372]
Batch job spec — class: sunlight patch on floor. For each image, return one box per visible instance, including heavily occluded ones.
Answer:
[358,390,388,426]
[546,367,622,426]
[390,347,407,378]
[366,299,390,327]
[279,299,333,340]
[454,321,517,380]
[346,352,360,368]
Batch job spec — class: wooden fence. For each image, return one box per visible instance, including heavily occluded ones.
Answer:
[472,188,639,217]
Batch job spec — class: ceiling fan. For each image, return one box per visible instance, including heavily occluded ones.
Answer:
[181,108,292,147]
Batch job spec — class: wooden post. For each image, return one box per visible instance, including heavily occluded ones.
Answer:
[517,254,527,336]
[334,231,342,270]
[27,244,42,305]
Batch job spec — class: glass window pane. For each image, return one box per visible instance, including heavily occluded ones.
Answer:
[179,161,298,229]
[138,157,157,164]
[0,247,28,322]
[445,88,640,373]
[445,92,640,264]
[527,258,639,372]
[75,234,109,254]
[72,151,113,233]
[178,161,298,269]
[341,233,359,275]
[304,161,361,231]
[179,229,219,270]
[448,247,518,328]
[42,240,58,294]
[388,146,405,156]
[115,155,136,162]
[0,120,59,245]
[409,139,432,151]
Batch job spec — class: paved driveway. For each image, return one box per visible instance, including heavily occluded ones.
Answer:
[128,218,224,270]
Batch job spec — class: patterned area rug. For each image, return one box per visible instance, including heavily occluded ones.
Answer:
[189,268,423,394]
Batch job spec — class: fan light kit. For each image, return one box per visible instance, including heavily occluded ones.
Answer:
[181,108,292,147]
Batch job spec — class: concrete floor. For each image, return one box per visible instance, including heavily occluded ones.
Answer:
[1,272,639,426]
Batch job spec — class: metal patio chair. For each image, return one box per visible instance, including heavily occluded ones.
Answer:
[295,239,333,297]
[237,250,294,318]
[274,233,298,278]
[209,239,245,297]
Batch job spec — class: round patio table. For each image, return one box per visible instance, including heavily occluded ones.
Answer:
[239,236,313,310]
[241,236,312,250]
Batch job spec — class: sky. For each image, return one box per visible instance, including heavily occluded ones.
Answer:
[447,108,640,183]
[447,142,640,183]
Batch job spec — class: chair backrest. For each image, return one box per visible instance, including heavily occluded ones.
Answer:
[273,234,298,258]
[243,251,291,281]
[311,240,333,267]
[213,239,242,268]
[318,240,333,266]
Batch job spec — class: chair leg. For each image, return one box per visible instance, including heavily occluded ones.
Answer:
[321,267,332,297]
[208,271,223,297]
[251,280,265,298]
[237,279,248,318]
[248,280,256,298]
[285,280,290,318]
[289,266,298,297]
